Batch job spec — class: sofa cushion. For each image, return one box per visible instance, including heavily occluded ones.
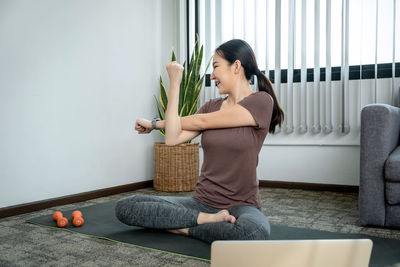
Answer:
[386,205,400,227]
[385,181,400,205]
[385,146,400,182]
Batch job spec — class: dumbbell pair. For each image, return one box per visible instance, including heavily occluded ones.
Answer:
[52,210,84,228]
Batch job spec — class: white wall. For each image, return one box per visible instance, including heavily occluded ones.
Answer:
[257,145,360,185]
[0,0,179,208]
[198,145,359,186]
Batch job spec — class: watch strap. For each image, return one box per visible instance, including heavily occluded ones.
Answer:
[152,118,161,130]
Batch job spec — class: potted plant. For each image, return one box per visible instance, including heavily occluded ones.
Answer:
[153,36,211,192]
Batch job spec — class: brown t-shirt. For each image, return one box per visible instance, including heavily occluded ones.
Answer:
[194,91,274,208]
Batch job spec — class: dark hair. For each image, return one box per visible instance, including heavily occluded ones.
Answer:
[215,39,284,134]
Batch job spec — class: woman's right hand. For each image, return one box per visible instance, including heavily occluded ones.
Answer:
[166,61,184,86]
[135,119,153,134]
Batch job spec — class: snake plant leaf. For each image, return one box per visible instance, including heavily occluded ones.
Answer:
[195,75,205,95]
[188,78,204,115]
[189,83,203,115]
[179,103,187,117]
[182,67,194,111]
[189,93,201,115]
[178,60,187,113]
[187,49,195,77]
[153,95,166,135]
[159,76,168,110]
[194,33,200,58]
[182,74,190,112]
[194,45,204,76]
[154,95,165,120]
[187,52,201,101]
[205,55,212,75]
[171,50,176,62]
[187,55,211,115]
[185,57,201,113]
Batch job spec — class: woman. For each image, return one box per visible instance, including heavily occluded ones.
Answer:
[115,39,284,243]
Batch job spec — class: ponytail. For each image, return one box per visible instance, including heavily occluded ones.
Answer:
[256,71,284,134]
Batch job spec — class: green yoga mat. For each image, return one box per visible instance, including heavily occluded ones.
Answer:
[27,201,400,266]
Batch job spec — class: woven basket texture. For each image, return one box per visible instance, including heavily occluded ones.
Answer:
[153,142,199,192]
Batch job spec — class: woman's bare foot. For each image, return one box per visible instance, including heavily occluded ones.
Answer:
[167,228,189,236]
[197,210,236,224]
[167,210,236,236]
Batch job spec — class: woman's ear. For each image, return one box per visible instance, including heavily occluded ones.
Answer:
[232,60,242,74]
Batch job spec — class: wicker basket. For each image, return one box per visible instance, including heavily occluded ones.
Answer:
[153,142,199,192]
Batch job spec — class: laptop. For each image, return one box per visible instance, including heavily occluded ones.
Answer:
[211,239,373,267]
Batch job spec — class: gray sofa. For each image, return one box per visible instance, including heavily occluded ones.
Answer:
[360,103,400,228]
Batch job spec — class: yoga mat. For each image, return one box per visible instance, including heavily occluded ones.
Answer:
[27,201,400,266]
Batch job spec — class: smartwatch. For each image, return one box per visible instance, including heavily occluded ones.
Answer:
[152,118,161,130]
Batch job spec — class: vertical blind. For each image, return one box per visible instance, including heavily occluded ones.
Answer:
[188,0,400,135]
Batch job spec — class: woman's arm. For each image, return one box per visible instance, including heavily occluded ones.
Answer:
[134,117,202,133]
[164,62,185,145]
[135,118,200,145]
[164,107,257,130]
[189,105,257,129]
[135,102,258,135]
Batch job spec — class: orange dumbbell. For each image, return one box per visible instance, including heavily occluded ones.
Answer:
[53,211,68,228]
[57,217,68,228]
[72,210,82,219]
[52,211,63,221]
[72,210,84,227]
[72,216,84,227]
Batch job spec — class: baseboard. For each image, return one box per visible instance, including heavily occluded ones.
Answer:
[0,180,153,219]
[259,180,359,193]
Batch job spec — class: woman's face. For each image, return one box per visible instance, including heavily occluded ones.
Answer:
[210,53,234,95]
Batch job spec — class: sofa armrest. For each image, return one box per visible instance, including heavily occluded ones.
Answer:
[359,104,400,226]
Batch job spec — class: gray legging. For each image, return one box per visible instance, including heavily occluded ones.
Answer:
[115,194,270,243]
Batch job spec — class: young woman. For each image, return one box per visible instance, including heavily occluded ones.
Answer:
[115,39,284,243]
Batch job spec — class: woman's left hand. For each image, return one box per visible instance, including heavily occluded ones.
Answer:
[166,61,184,86]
